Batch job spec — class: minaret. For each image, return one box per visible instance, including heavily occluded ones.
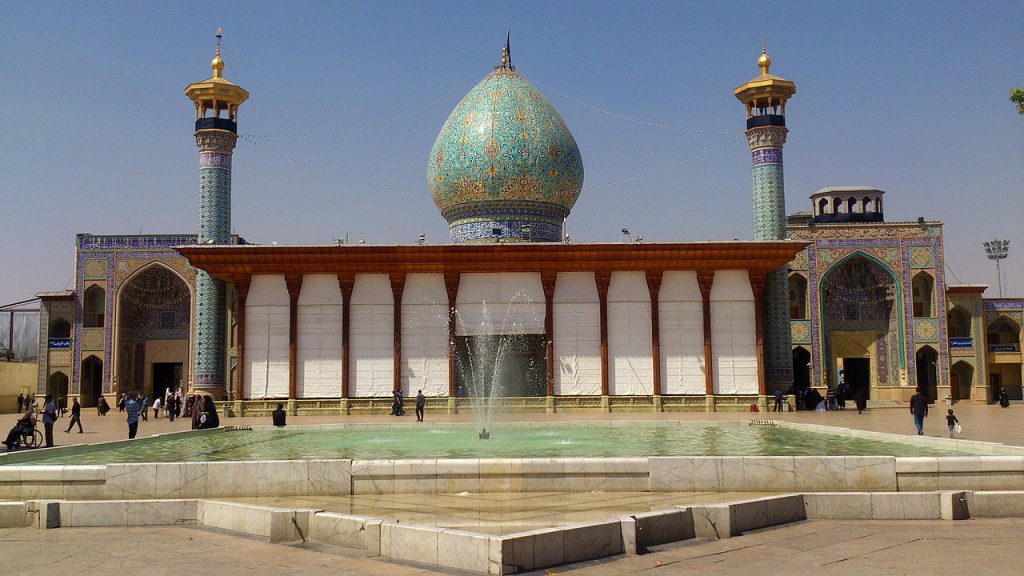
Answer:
[185,29,249,397]
[734,43,796,389]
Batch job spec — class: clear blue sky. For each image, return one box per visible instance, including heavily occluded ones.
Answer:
[1,1,1021,305]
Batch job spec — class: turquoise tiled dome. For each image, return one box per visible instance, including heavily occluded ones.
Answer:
[428,66,584,242]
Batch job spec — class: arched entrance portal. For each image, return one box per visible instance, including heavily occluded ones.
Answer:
[820,255,901,398]
[116,265,191,402]
[47,371,69,399]
[81,355,103,407]
[916,346,939,402]
[950,361,973,402]
[792,346,811,391]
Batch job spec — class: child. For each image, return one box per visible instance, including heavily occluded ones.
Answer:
[946,409,960,439]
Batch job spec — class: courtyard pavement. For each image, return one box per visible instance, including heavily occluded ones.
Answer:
[1,518,1022,575]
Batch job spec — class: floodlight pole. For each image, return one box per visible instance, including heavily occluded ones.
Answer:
[984,239,1010,298]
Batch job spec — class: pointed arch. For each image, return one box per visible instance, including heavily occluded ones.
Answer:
[113,261,194,399]
[947,306,970,338]
[911,271,934,317]
[818,251,906,385]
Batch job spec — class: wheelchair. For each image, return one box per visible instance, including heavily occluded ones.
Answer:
[5,425,42,450]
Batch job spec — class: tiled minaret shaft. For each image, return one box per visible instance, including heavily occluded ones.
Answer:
[734,45,797,388]
[184,30,249,397]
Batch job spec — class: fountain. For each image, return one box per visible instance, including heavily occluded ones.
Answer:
[452,293,542,439]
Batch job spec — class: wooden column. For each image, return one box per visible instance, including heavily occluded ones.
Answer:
[750,271,768,397]
[285,275,303,400]
[646,270,663,396]
[233,276,250,402]
[542,272,557,397]
[698,271,715,395]
[390,272,406,393]
[338,273,354,399]
[444,272,461,397]
[596,271,612,396]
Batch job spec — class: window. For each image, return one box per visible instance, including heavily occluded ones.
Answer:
[787,274,808,319]
[948,307,970,338]
[83,285,105,328]
[911,273,933,317]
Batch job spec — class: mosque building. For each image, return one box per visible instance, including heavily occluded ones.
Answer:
[32,37,1023,412]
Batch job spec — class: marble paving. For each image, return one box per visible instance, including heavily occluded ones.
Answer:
[218,491,770,535]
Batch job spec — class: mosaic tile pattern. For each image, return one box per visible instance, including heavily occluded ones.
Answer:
[192,132,236,392]
[428,66,583,242]
[748,125,792,385]
[450,218,562,243]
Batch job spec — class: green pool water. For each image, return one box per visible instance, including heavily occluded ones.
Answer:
[1,422,990,465]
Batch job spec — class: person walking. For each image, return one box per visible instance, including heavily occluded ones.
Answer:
[57,396,66,418]
[415,390,425,422]
[946,409,960,439]
[167,393,176,422]
[272,403,287,427]
[854,385,867,414]
[998,387,1010,408]
[42,395,57,448]
[65,398,83,434]
[126,393,140,439]
[153,396,161,419]
[97,395,110,416]
[140,396,149,422]
[16,393,24,414]
[773,389,784,412]
[910,387,929,436]
[118,394,126,413]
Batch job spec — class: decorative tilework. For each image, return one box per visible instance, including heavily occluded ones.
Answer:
[914,318,939,342]
[909,246,933,268]
[790,320,810,344]
[449,218,562,243]
[192,131,236,393]
[77,236,199,250]
[751,147,783,164]
[748,124,792,384]
[84,259,107,279]
[428,66,583,242]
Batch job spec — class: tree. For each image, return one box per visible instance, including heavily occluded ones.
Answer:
[1012,87,1024,115]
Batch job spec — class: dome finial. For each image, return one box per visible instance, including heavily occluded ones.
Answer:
[500,29,514,70]
[211,27,225,78]
[758,38,771,74]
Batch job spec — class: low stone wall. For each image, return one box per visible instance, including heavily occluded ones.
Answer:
[5,454,1024,501]
[5,492,1024,574]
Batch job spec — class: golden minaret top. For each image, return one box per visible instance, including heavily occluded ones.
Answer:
[185,28,249,123]
[734,41,796,119]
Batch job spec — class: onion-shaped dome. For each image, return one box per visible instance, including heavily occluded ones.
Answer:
[428,46,583,243]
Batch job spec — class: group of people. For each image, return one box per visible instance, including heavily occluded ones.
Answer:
[390,389,427,422]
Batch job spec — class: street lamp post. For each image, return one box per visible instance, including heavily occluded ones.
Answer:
[983,239,1010,298]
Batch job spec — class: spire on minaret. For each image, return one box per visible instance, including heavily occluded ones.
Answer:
[211,27,225,78]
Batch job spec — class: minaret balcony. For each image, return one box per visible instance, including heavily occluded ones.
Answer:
[747,114,786,129]
[195,117,237,134]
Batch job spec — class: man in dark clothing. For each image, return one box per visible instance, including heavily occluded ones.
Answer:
[415,390,426,422]
[773,389,784,412]
[126,393,140,439]
[272,403,287,427]
[42,395,57,448]
[16,393,24,413]
[909,387,929,435]
[65,398,83,433]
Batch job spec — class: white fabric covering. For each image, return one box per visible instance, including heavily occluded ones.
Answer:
[607,271,653,395]
[710,270,758,394]
[296,274,343,398]
[553,272,601,395]
[245,275,289,398]
[350,274,394,397]
[659,271,706,395]
[401,273,449,396]
[455,272,545,336]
